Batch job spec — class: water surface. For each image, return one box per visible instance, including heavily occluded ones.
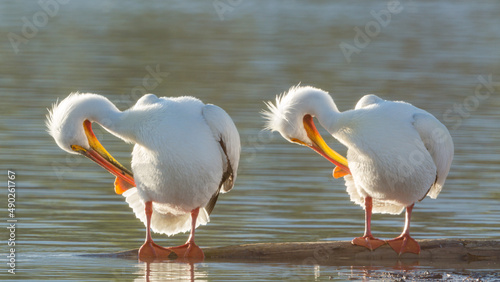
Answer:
[1,1,499,280]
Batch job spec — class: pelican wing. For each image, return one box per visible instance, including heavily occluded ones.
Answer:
[355,94,384,109]
[412,113,454,199]
[202,104,241,214]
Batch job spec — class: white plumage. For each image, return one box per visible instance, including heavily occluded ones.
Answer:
[123,188,211,236]
[47,92,240,259]
[264,85,454,254]
[342,95,453,214]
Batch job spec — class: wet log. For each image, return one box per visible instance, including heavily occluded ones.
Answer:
[203,239,500,268]
[87,239,500,268]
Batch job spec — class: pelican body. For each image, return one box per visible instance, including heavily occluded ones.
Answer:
[264,86,453,254]
[47,93,240,261]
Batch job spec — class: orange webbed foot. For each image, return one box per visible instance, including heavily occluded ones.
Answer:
[387,235,420,255]
[351,236,386,251]
[168,242,204,262]
[138,241,178,261]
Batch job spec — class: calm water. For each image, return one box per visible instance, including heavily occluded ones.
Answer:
[1,1,500,281]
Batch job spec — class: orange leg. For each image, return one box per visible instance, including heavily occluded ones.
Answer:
[387,204,421,255]
[138,201,177,261]
[351,197,386,251]
[168,207,204,260]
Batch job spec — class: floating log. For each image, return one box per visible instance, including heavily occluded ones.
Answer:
[87,239,500,268]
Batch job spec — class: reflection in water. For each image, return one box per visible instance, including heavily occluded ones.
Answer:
[135,261,206,282]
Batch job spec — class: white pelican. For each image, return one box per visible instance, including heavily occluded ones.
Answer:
[46,93,240,261]
[264,85,453,255]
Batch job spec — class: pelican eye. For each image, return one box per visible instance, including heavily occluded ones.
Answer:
[71,144,87,153]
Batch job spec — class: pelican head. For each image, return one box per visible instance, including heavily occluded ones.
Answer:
[46,93,135,192]
[47,93,105,153]
[263,85,350,176]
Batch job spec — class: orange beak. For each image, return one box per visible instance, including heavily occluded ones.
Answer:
[297,115,351,178]
[71,120,136,194]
